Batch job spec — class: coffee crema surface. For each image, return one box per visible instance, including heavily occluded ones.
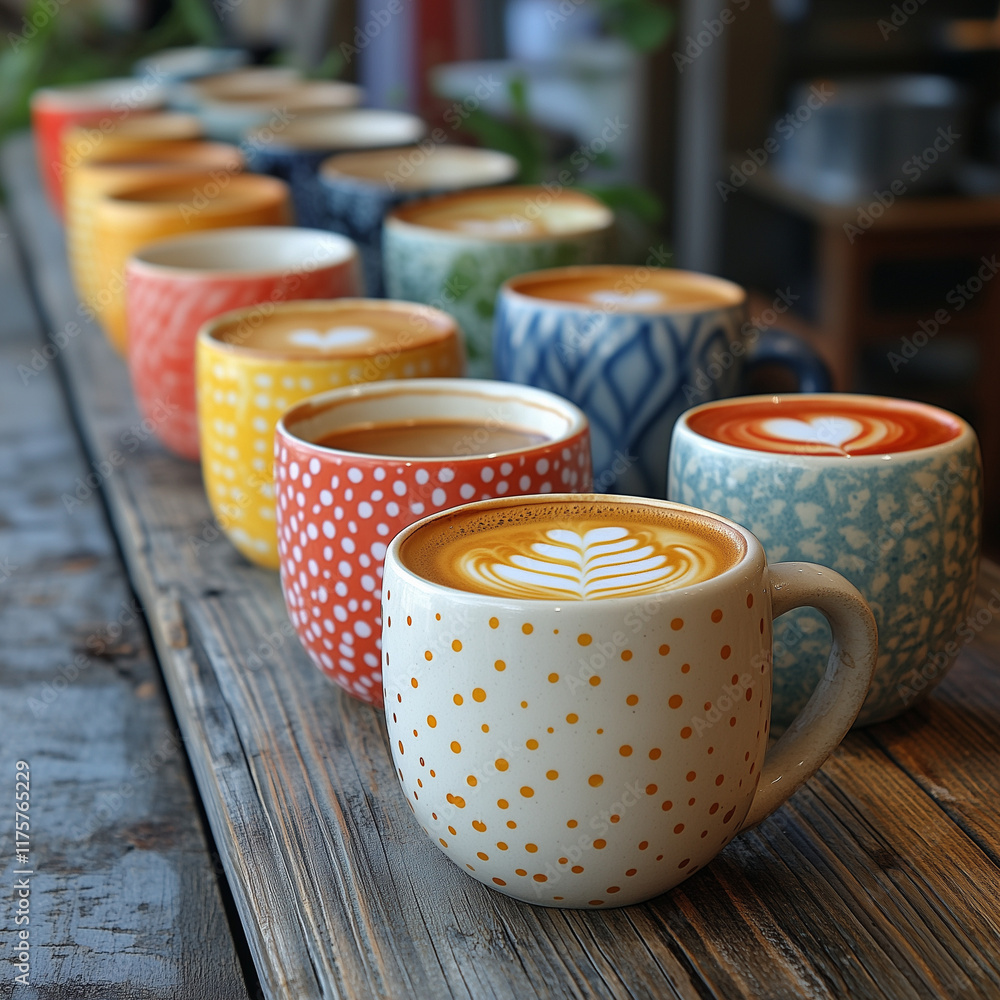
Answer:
[687,396,963,456]
[211,304,454,357]
[510,267,743,313]
[314,419,548,457]
[391,188,612,239]
[400,499,745,600]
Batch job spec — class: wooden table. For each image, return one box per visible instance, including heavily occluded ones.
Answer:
[3,131,1000,999]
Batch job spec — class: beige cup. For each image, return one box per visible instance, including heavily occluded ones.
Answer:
[89,171,291,354]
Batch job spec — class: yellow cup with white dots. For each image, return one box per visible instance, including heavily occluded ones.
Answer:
[196,299,465,568]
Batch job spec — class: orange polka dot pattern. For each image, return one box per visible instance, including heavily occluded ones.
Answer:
[276,426,592,707]
[383,555,772,907]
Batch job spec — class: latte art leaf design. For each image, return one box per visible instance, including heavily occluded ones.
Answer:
[456,525,717,599]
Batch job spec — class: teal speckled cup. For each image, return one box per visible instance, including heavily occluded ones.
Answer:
[668,393,982,727]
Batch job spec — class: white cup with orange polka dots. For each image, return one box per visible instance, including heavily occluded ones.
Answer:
[381,493,877,908]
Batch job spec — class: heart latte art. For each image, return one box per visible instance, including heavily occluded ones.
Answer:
[687,398,962,456]
[400,501,745,599]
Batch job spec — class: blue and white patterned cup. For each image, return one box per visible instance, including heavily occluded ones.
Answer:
[319,144,519,297]
[245,109,425,227]
[668,393,982,727]
[383,187,615,377]
[494,266,829,497]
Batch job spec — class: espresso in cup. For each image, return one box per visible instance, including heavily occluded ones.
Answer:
[383,186,614,375]
[274,379,592,706]
[669,393,981,727]
[197,300,465,570]
[382,494,877,907]
[495,266,830,496]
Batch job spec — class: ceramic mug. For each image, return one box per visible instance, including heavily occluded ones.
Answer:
[171,66,303,113]
[197,299,466,569]
[245,109,427,230]
[90,171,291,354]
[382,186,615,376]
[494,265,831,497]
[381,493,877,908]
[132,46,250,86]
[275,378,592,706]
[30,75,167,215]
[65,140,244,311]
[668,393,981,727]
[319,144,520,296]
[127,226,363,460]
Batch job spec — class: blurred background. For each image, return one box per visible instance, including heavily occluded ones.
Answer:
[4,0,1000,475]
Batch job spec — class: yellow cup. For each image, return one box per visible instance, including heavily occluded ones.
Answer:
[196,298,466,568]
[66,140,244,316]
[91,171,291,354]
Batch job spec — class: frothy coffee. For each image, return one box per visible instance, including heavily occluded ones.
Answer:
[687,396,962,456]
[400,498,746,600]
[210,301,456,357]
[508,266,744,313]
[389,187,614,240]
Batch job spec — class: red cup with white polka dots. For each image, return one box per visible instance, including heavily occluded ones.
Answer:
[381,494,878,907]
[274,378,592,706]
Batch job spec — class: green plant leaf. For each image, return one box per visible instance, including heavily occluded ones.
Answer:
[582,183,664,225]
[597,0,674,52]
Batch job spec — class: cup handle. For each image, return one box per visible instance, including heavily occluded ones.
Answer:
[738,561,878,830]
[742,327,832,394]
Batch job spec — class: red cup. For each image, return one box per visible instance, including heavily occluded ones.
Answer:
[126,227,363,460]
[30,76,167,216]
[275,379,593,707]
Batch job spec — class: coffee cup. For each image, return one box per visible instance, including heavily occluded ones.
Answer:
[275,378,592,706]
[494,265,831,497]
[30,75,167,215]
[65,140,244,312]
[197,81,366,144]
[91,171,291,354]
[132,46,250,86]
[245,110,427,230]
[668,393,981,727]
[382,186,615,376]
[381,493,877,907]
[127,227,363,460]
[172,66,303,113]
[197,299,466,569]
[318,144,520,297]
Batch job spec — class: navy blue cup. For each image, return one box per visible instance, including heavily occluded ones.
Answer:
[494,265,830,498]
[318,144,520,296]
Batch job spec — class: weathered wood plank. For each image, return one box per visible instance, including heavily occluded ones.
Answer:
[5,129,1000,1000]
[0,206,249,999]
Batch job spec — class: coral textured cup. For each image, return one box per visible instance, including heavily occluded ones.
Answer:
[668,393,982,727]
[30,75,167,215]
[127,227,363,460]
[274,378,592,706]
[197,300,466,570]
[65,140,244,311]
[381,494,878,907]
[91,171,291,354]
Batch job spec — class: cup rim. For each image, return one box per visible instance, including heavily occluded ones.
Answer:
[384,185,615,242]
[246,108,425,151]
[31,76,166,110]
[98,171,288,217]
[385,493,759,602]
[499,265,747,312]
[63,111,203,144]
[127,226,358,279]
[197,297,460,361]
[319,145,520,193]
[276,377,589,461]
[74,139,243,172]
[675,392,977,463]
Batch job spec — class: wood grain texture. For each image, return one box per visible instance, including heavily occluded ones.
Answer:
[0,206,248,999]
[3,131,1000,1000]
